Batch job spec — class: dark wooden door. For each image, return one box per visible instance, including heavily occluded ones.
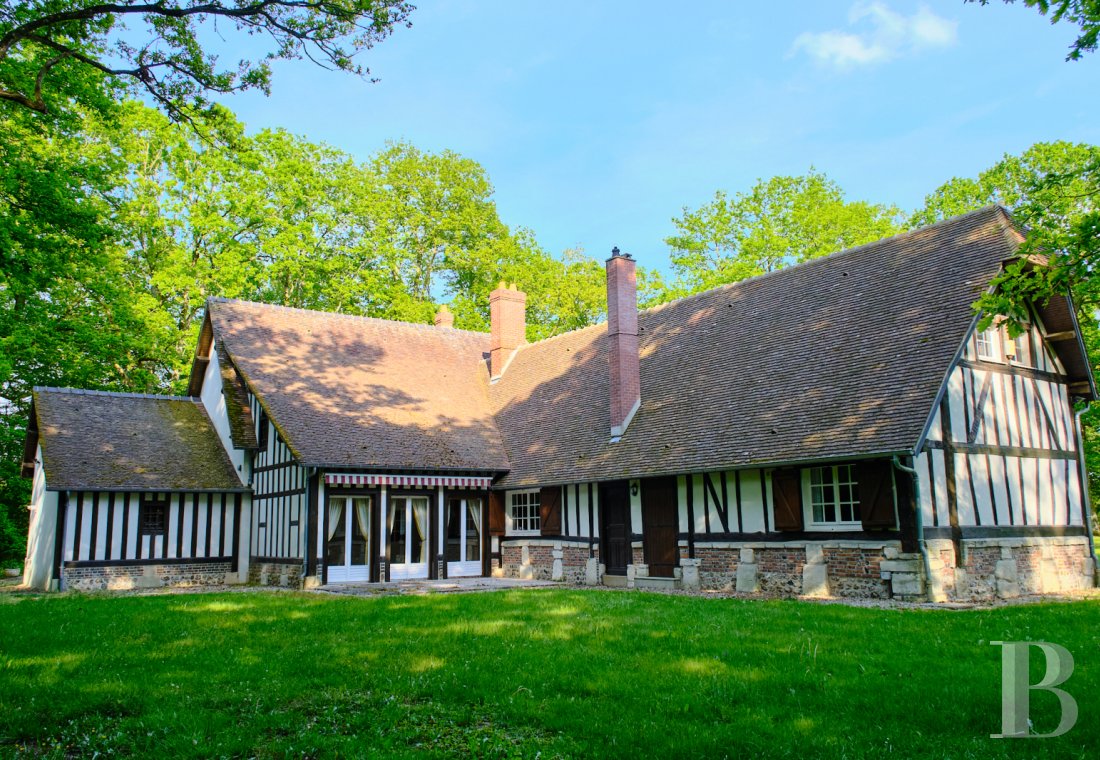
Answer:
[641,477,678,577]
[600,481,630,575]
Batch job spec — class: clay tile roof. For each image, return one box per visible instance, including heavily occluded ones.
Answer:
[208,300,509,472]
[490,205,1027,488]
[31,388,247,492]
[217,342,258,450]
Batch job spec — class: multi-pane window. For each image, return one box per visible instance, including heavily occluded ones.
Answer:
[139,498,167,536]
[976,328,999,361]
[808,465,859,526]
[509,491,540,534]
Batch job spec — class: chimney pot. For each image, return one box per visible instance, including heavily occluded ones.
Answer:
[434,304,454,329]
[489,283,526,378]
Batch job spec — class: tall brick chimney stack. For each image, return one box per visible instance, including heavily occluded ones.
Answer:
[434,304,454,328]
[606,247,640,441]
[489,282,526,378]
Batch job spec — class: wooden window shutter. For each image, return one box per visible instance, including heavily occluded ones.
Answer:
[488,491,505,536]
[857,460,896,530]
[771,469,803,531]
[539,486,562,536]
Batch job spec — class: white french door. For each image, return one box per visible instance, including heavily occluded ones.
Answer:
[325,495,372,582]
[388,496,430,580]
[445,496,483,577]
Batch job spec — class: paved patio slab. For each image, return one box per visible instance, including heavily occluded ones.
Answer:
[312,577,559,596]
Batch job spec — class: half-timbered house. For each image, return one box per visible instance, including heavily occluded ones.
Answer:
[20,206,1099,601]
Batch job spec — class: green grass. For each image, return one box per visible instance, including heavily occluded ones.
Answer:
[0,590,1097,758]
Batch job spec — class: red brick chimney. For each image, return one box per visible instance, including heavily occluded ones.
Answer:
[434,304,454,328]
[489,282,526,378]
[607,247,640,441]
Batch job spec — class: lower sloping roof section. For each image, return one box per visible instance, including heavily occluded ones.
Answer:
[206,299,511,472]
[490,206,1025,488]
[31,388,248,492]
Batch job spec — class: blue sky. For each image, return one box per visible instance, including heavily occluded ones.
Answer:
[225,1,1100,273]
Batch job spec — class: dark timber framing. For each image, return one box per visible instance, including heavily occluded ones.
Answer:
[249,393,305,561]
[58,490,240,569]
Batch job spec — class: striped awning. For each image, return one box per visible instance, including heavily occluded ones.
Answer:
[324,473,493,489]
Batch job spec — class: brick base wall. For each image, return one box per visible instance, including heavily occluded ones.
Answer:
[755,547,807,595]
[501,540,598,583]
[248,560,304,589]
[926,536,1095,602]
[697,546,739,590]
[684,543,901,598]
[62,562,234,592]
[824,547,890,599]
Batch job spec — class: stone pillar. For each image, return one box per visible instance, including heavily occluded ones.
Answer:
[681,558,701,591]
[924,544,949,602]
[626,564,636,589]
[801,545,829,597]
[552,543,564,582]
[1039,544,1060,593]
[880,547,926,600]
[735,547,759,593]
[519,544,533,580]
[992,545,1018,598]
[584,557,599,586]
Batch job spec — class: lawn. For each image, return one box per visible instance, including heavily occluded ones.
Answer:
[0,589,1097,758]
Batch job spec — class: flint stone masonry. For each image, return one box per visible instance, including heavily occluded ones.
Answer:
[249,560,304,589]
[502,539,595,584]
[62,562,235,592]
[924,536,1093,602]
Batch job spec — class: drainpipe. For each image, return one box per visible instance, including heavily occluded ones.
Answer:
[892,455,935,602]
[1073,404,1097,583]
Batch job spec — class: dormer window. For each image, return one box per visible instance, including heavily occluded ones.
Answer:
[976,327,1000,362]
[257,408,269,451]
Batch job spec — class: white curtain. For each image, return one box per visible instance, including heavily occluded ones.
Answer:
[327,498,344,541]
[468,500,481,538]
[387,499,397,535]
[412,499,428,563]
[355,498,371,540]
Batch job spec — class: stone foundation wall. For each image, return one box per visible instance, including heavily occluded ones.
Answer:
[682,542,906,598]
[755,547,807,595]
[248,560,304,589]
[502,540,600,584]
[926,536,1095,602]
[696,546,739,590]
[824,547,890,598]
[62,562,235,592]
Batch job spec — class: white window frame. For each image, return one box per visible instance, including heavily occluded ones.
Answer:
[507,490,541,536]
[975,326,1002,363]
[802,465,861,531]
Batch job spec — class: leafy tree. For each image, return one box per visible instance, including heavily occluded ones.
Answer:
[967,1,1100,60]
[913,141,1100,331]
[917,141,1100,511]
[663,170,905,298]
[0,89,162,562]
[0,1,414,119]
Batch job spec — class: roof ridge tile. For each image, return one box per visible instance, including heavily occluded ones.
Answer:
[34,387,194,402]
[207,297,490,340]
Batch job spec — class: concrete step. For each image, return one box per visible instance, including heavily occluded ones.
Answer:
[635,576,681,591]
[602,574,629,588]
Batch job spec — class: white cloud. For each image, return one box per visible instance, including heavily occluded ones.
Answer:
[792,2,958,69]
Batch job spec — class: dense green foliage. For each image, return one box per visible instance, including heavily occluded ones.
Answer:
[1,8,1097,566]
[661,169,905,299]
[915,141,1100,507]
[0,589,1097,757]
[0,94,609,563]
[0,1,415,118]
[969,1,1100,60]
